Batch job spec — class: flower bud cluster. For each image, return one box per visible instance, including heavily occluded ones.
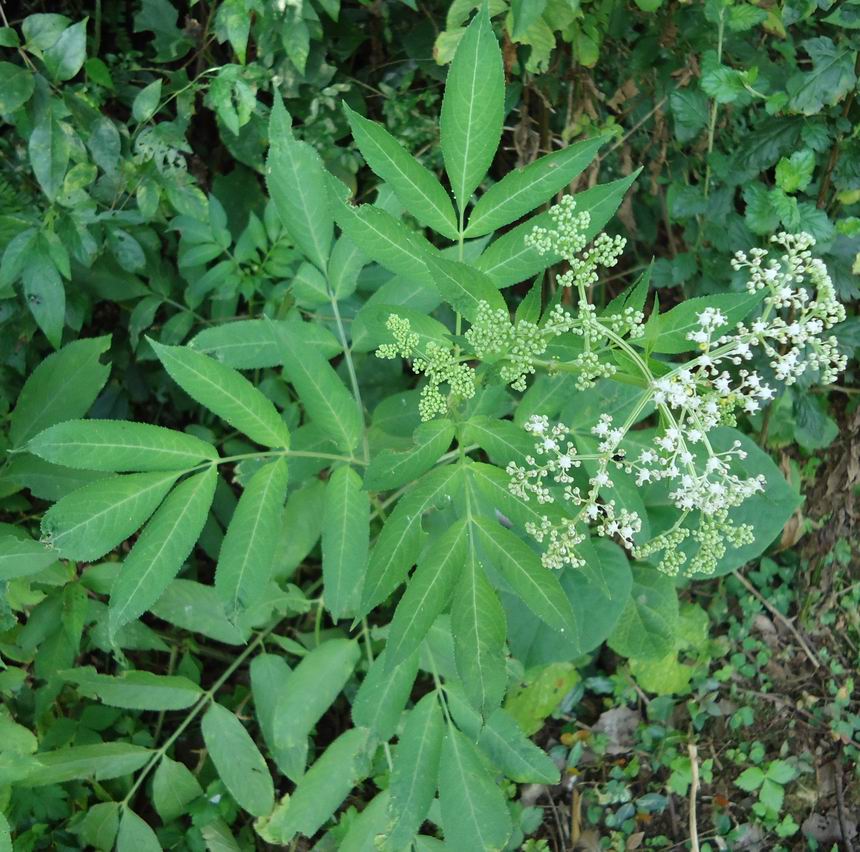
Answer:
[465,302,576,391]
[376,315,475,420]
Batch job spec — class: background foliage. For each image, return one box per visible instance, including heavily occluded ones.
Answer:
[0,0,857,849]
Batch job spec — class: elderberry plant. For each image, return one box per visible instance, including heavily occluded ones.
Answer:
[0,6,847,851]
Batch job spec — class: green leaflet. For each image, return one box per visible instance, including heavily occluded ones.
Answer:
[250,654,307,782]
[327,234,368,301]
[452,525,507,716]
[385,519,467,671]
[78,803,119,851]
[473,515,577,634]
[607,566,679,661]
[266,96,332,272]
[270,318,363,454]
[461,415,532,467]
[152,757,203,822]
[359,464,463,614]
[328,179,438,287]
[256,728,372,844]
[321,465,369,621]
[22,743,152,786]
[438,727,512,851]
[0,535,58,580]
[352,648,419,741]
[201,702,275,818]
[109,467,217,635]
[384,693,444,850]
[425,255,507,321]
[274,639,360,749]
[476,173,640,287]
[341,792,391,851]
[150,340,290,449]
[344,103,458,239]
[215,458,289,618]
[631,291,765,354]
[9,335,110,448]
[440,5,504,213]
[41,470,180,562]
[27,419,218,472]
[466,136,604,237]
[191,318,341,368]
[58,667,201,710]
[478,708,560,784]
[116,809,160,852]
[363,419,455,491]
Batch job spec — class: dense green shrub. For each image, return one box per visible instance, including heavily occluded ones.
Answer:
[0,1,856,849]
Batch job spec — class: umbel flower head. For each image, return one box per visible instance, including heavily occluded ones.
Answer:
[508,227,846,577]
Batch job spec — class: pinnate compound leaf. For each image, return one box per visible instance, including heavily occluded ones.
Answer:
[385,693,444,849]
[10,336,110,448]
[215,458,289,618]
[201,702,274,817]
[266,96,332,272]
[150,340,290,448]
[274,639,360,749]
[256,729,372,844]
[28,419,217,472]
[452,532,507,716]
[425,255,507,321]
[439,727,512,851]
[364,419,455,491]
[41,470,180,561]
[474,516,577,633]
[352,648,419,741]
[152,757,203,822]
[478,708,560,783]
[466,136,603,237]
[116,809,160,852]
[440,5,505,212]
[109,467,217,634]
[271,319,363,453]
[385,519,467,670]
[359,464,463,614]
[322,465,369,621]
[58,666,202,710]
[344,103,458,239]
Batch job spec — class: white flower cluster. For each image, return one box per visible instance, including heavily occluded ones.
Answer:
[507,230,847,577]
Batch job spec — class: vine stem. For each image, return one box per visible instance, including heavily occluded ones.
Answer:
[121,617,284,809]
[688,742,700,852]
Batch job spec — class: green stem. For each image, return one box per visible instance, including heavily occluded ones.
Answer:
[702,8,726,201]
[328,287,369,464]
[122,617,282,809]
